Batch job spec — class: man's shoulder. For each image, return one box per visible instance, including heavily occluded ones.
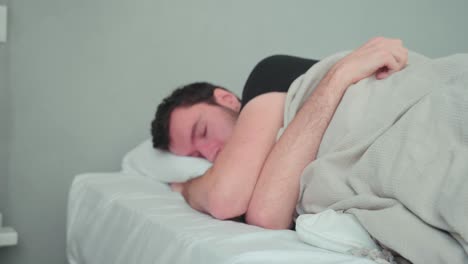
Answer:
[240,55,318,110]
[238,92,286,119]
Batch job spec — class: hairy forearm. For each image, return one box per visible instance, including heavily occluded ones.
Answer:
[246,66,350,229]
[180,168,215,214]
[178,93,286,220]
[183,166,261,220]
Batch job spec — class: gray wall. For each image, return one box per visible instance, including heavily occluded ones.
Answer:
[0,0,9,216]
[1,0,468,263]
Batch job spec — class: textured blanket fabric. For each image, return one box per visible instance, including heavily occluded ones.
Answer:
[280,51,468,263]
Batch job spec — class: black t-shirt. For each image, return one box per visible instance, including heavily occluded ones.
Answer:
[241,55,319,110]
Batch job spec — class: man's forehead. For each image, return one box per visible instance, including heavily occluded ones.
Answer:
[168,106,199,155]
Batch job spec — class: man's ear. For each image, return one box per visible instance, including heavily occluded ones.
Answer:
[213,88,241,112]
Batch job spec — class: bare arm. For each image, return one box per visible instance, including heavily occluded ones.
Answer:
[245,66,347,228]
[246,37,408,229]
[174,92,286,219]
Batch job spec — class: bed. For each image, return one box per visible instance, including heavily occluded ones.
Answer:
[67,50,430,263]
[66,48,468,263]
[67,171,379,264]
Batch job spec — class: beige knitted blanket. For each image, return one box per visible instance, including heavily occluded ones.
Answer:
[280,51,468,263]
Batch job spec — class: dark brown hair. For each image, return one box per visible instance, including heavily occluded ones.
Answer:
[151,82,237,150]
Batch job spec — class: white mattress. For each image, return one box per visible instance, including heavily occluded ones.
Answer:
[67,172,375,264]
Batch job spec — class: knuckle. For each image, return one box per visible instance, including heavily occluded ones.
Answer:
[384,52,394,61]
[401,47,409,56]
[381,52,394,64]
[393,38,403,45]
[377,49,390,58]
[371,36,385,43]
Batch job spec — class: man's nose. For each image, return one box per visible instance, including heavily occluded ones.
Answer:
[195,139,216,162]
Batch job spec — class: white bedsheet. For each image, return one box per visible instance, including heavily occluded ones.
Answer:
[67,172,376,264]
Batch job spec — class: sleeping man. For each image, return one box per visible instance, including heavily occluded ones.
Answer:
[151,37,468,263]
[151,37,408,228]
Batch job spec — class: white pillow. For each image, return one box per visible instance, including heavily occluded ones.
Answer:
[121,139,212,183]
[296,209,379,253]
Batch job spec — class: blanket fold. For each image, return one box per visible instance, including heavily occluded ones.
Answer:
[281,51,468,263]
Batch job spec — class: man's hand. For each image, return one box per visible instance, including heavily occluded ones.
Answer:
[170,182,186,193]
[333,37,408,85]
[171,181,197,210]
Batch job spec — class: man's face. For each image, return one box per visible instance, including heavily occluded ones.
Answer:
[168,99,239,162]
